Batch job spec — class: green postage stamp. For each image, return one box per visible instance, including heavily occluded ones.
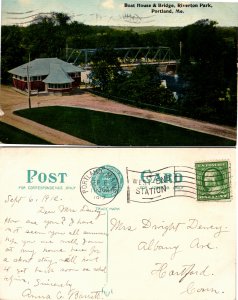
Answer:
[195,161,230,201]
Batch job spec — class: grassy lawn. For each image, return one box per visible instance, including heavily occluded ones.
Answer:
[0,122,51,144]
[15,106,235,146]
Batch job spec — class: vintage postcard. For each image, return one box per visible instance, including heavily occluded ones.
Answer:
[0,147,236,299]
[1,1,237,146]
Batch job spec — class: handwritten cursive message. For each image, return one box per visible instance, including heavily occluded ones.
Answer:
[1,193,108,300]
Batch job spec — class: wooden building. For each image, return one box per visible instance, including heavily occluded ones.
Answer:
[8,58,84,94]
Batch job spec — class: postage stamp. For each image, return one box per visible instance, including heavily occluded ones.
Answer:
[80,165,124,206]
[195,161,230,201]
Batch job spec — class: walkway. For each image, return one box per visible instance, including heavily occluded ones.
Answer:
[0,85,236,144]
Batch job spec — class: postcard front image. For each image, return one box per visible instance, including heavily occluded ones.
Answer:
[0,0,237,146]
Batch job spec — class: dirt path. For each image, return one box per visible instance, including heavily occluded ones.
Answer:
[0,87,95,145]
[0,85,236,144]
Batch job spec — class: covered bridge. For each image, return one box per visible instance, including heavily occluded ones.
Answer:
[8,58,84,94]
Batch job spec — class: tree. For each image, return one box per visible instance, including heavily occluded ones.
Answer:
[1,26,26,83]
[32,12,71,26]
[116,64,175,106]
[178,19,237,123]
[90,48,122,92]
[52,12,71,26]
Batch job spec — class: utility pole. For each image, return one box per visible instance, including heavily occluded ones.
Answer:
[26,54,31,109]
[85,49,87,65]
[179,41,182,58]
[66,43,68,61]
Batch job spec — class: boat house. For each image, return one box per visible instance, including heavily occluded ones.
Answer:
[8,58,84,94]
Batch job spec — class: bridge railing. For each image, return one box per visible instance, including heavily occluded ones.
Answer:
[66,46,177,65]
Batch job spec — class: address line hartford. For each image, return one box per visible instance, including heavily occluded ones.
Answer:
[124,3,213,8]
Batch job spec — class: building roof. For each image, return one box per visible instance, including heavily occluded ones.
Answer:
[43,63,74,84]
[8,58,84,77]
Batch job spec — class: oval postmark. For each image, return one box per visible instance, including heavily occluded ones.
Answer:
[80,165,124,206]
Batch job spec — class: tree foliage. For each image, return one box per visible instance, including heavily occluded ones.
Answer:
[1,14,237,124]
[178,19,237,123]
[1,26,26,83]
[90,48,122,92]
[90,50,175,106]
[115,64,175,106]
[1,12,183,83]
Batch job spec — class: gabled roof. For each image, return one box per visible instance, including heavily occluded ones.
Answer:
[43,64,74,84]
[8,58,84,77]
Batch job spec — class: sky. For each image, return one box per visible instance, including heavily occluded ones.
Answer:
[1,0,238,27]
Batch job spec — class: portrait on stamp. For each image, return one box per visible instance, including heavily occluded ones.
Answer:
[195,161,230,201]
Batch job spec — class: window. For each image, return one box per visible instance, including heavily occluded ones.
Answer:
[48,83,71,89]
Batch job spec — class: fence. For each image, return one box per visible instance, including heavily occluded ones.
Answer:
[86,88,180,116]
[85,88,236,126]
